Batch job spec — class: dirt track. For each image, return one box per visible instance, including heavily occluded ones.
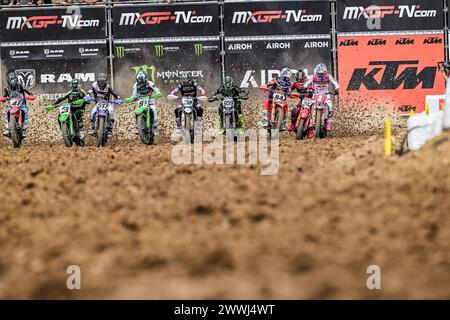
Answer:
[0,120,449,299]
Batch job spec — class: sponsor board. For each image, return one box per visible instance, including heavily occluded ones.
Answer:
[113,41,220,94]
[113,3,219,39]
[2,44,107,60]
[1,59,106,93]
[0,6,107,42]
[337,0,443,32]
[224,0,330,36]
[337,34,445,112]
[225,39,332,89]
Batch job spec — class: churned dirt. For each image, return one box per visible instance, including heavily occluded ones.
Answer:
[0,100,449,299]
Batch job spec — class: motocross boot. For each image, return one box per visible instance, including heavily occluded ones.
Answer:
[326,118,332,131]
[107,120,115,138]
[175,117,182,135]
[22,122,29,137]
[261,110,269,129]
[3,123,9,137]
[89,121,96,136]
[238,114,245,134]
[218,116,224,135]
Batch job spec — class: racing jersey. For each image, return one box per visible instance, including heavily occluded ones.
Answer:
[304,74,339,95]
[88,82,119,101]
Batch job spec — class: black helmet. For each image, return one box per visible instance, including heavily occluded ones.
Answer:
[71,78,81,92]
[294,70,307,83]
[7,72,18,89]
[181,74,193,86]
[224,76,234,89]
[97,72,108,89]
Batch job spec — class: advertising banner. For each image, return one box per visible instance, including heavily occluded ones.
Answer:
[223,0,330,36]
[112,2,219,39]
[336,0,444,33]
[337,34,445,112]
[1,55,107,95]
[0,5,107,42]
[1,42,107,61]
[224,0,332,89]
[113,40,221,96]
[225,38,332,89]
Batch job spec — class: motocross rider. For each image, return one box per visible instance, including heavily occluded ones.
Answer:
[87,73,121,138]
[262,67,292,130]
[3,72,34,137]
[170,74,206,134]
[304,63,339,132]
[52,78,88,140]
[287,70,313,133]
[210,76,248,133]
[131,70,161,135]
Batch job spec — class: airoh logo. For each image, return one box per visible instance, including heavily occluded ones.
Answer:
[342,5,437,20]
[347,60,436,91]
[6,15,99,30]
[119,11,213,26]
[231,10,322,24]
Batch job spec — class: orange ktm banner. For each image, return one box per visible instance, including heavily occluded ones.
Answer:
[337,34,445,112]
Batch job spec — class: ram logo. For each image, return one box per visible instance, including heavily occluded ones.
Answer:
[15,69,36,90]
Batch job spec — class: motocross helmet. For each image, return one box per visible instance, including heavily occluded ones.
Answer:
[314,63,328,76]
[7,72,18,90]
[224,76,234,89]
[97,73,108,90]
[280,67,292,81]
[181,74,194,86]
[136,70,147,84]
[71,78,81,92]
[294,70,307,83]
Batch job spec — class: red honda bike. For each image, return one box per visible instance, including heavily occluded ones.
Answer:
[0,95,36,148]
[259,85,299,130]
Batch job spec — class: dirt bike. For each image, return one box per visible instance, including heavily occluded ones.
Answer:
[125,92,161,145]
[45,99,86,147]
[168,94,207,144]
[86,96,123,147]
[0,95,36,148]
[208,93,248,139]
[309,93,337,139]
[259,85,299,131]
[294,90,315,140]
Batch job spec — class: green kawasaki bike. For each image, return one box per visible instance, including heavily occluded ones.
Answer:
[125,92,161,145]
[45,99,85,147]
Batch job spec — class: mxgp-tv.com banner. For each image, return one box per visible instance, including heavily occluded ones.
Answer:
[223,0,332,90]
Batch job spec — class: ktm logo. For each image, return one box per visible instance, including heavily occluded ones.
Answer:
[348,60,436,91]
[340,39,358,46]
[368,39,386,46]
[395,38,414,45]
[423,37,442,44]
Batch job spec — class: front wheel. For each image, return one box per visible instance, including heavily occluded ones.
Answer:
[137,113,154,145]
[275,107,283,130]
[96,117,107,147]
[314,109,323,139]
[9,115,22,148]
[60,121,73,147]
[296,118,306,140]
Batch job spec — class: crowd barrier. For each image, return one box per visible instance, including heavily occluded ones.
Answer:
[0,0,449,112]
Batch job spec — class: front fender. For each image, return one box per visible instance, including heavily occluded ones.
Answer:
[134,106,149,115]
[59,113,70,123]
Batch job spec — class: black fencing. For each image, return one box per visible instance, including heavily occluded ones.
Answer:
[0,0,449,99]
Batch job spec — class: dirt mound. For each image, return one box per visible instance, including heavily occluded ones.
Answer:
[0,128,449,299]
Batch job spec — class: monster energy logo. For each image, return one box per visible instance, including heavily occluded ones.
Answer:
[116,46,125,59]
[131,65,156,83]
[155,45,164,57]
[194,43,203,56]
